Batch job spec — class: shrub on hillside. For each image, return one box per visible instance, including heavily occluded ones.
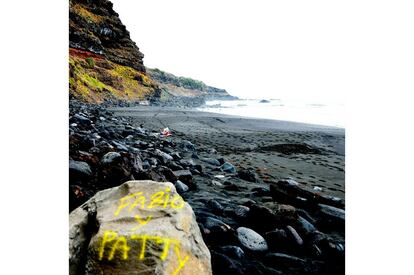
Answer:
[85,57,95,68]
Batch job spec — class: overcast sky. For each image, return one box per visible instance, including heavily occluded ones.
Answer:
[111,0,347,102]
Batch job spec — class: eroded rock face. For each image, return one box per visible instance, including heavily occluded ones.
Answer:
[69,0,145,72]
[69,180,212,275]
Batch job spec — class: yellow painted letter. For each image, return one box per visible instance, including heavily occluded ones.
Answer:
[148,191,165,209]
[158,237,173,261]
[114,195,132,216]
[132,215,153,231]
[170,196,185,209]
[172,244,189,275]
[108,236,130,260]
[99,230,117,260]
[138,235,149,260]
[128,192,146,212]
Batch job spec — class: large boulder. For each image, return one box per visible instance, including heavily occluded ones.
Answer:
[69,180,212,275]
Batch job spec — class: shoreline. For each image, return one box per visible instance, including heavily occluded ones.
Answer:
[198,98,345,129]
[109,106,345,131]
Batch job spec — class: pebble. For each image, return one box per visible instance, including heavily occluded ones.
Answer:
[286,225,304,246]
[297,215,317,235]
[313,186,323,191]
[319,204,345,222]
[155,149,173,163]
[179,159,196,167]
[201,157,221,166]
[265,229,289,250]
[238,168,258,182]
[220,162,237,173]
[111,140,129,151]
[180,140,196,151]
[69,160,92,178]
[233,205,250,219]
[211,180,223,186]
[219,245,245,259]
[203,217,232,233]
[101,151,122,165]
[236,227,268,252]
[73,113,91,125]
[264,253,306,268]
[172,170,194,189]
[207,199,224,214]
[174,180,189,194]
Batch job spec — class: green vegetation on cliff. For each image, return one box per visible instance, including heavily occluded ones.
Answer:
[148,68,235,101]
[151,68,206,90]
[69,48,158,103]
[69,0,158,103]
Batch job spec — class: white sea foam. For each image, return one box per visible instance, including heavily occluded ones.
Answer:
[198,98,345,128]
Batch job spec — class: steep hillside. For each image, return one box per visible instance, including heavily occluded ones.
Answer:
[69,0,234,105]
[148,68,237,106]
[69,0,160,103]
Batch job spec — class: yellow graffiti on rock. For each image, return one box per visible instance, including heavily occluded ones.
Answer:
[99,230,189,275]
[103,189,189,274]
[131,215,153,231]
[114,188,185,217]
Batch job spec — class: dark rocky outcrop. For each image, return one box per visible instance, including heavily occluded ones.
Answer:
[69,0,145,72]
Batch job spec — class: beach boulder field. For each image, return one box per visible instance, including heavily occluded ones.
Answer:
[69,180,212,275]
[68,100,345,274]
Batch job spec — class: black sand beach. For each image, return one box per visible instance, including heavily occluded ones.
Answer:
[110,106,345,200]
[70,102,345,274]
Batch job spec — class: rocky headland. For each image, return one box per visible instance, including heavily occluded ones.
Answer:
[147,68,237,107]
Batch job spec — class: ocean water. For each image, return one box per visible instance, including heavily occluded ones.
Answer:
[198,99,345,128]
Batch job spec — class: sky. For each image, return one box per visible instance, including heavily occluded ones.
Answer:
[111,0,347,102]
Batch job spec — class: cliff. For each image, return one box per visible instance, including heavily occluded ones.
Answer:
[69,0,160,103]
[69,0,234,106]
